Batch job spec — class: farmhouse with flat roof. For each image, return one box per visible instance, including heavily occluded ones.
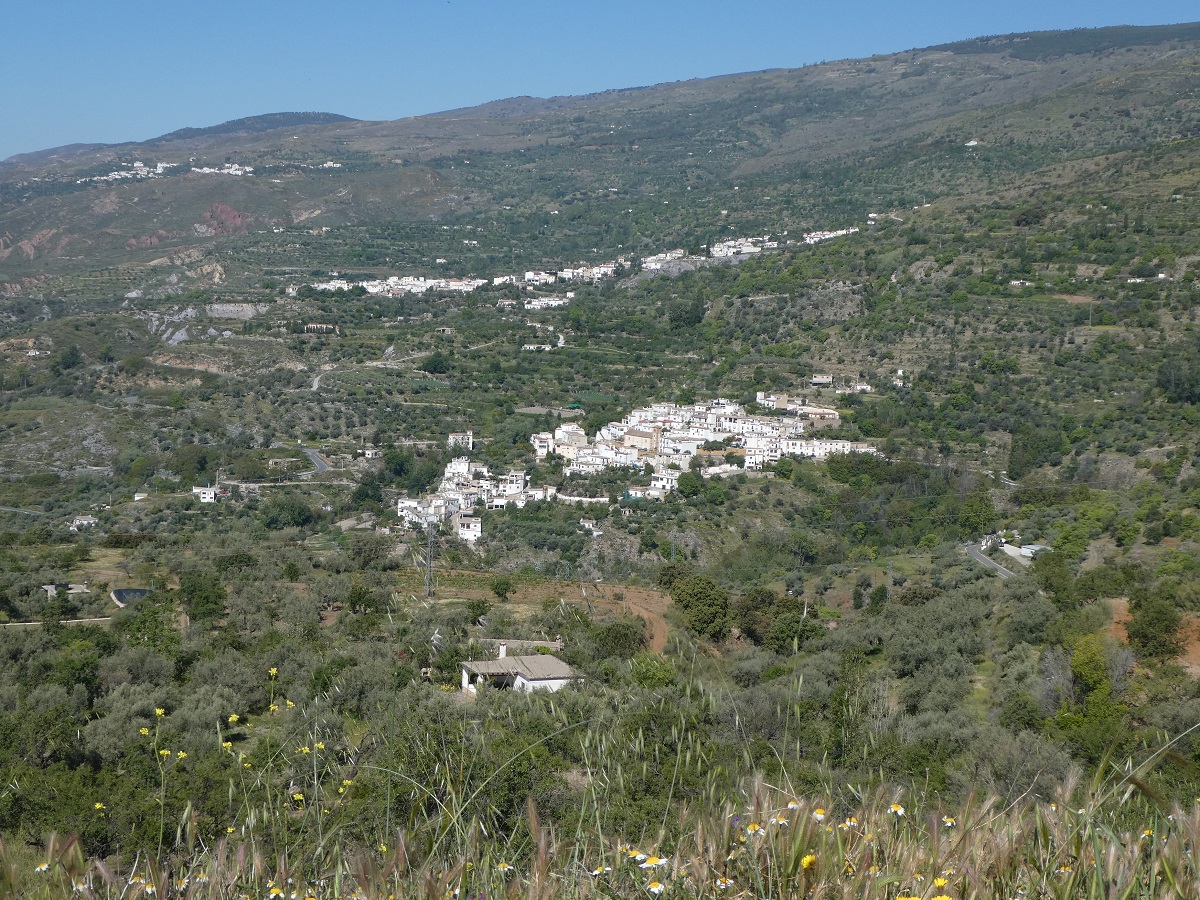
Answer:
[460,643,576,694]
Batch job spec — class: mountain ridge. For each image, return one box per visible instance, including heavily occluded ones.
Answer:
[2,20,1199,282]
[8,20,1199,164]
[150,111,360,144]
[0,112,361,166]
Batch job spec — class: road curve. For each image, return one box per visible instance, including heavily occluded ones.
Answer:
[963,543,1018,579]
[294,448,332,477]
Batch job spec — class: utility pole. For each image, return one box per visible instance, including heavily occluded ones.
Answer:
[424,527,436,598]
[669,531,686,562]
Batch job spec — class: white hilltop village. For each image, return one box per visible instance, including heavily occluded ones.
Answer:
[365,224,872,544]
[306,228,861,298]
[398,396,874,545]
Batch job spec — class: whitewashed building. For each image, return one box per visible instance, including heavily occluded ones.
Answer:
[454,512,482,543]
[461,644,576,694]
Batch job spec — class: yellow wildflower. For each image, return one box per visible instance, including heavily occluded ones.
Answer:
[268,667,278,677]
[155,708,165,717]
[227,714,239,724]
[801,853,817,869]
[139,727,150,736]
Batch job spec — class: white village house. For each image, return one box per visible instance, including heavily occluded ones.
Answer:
[460,643,576,694]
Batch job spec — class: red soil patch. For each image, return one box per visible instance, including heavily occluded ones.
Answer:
[581,583,671,653]
[1109,597,1131,642]
[1109,597,1200,676]
[420,569,672,653]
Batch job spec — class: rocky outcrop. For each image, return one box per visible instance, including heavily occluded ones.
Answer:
[126,230,185,250]
[193,203,252,237]
[8,228,60,260]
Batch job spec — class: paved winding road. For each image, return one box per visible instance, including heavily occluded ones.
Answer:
[0,505,43,516]
[963,543,1018,579]
[298,448,331,476]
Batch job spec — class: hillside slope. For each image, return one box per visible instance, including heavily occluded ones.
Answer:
[1,22,1198,282]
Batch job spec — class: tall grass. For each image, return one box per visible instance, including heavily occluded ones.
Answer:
[5,756,1198,899]
[5,682,1197,899]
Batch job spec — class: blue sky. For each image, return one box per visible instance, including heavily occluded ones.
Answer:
[2,0,1196,160]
